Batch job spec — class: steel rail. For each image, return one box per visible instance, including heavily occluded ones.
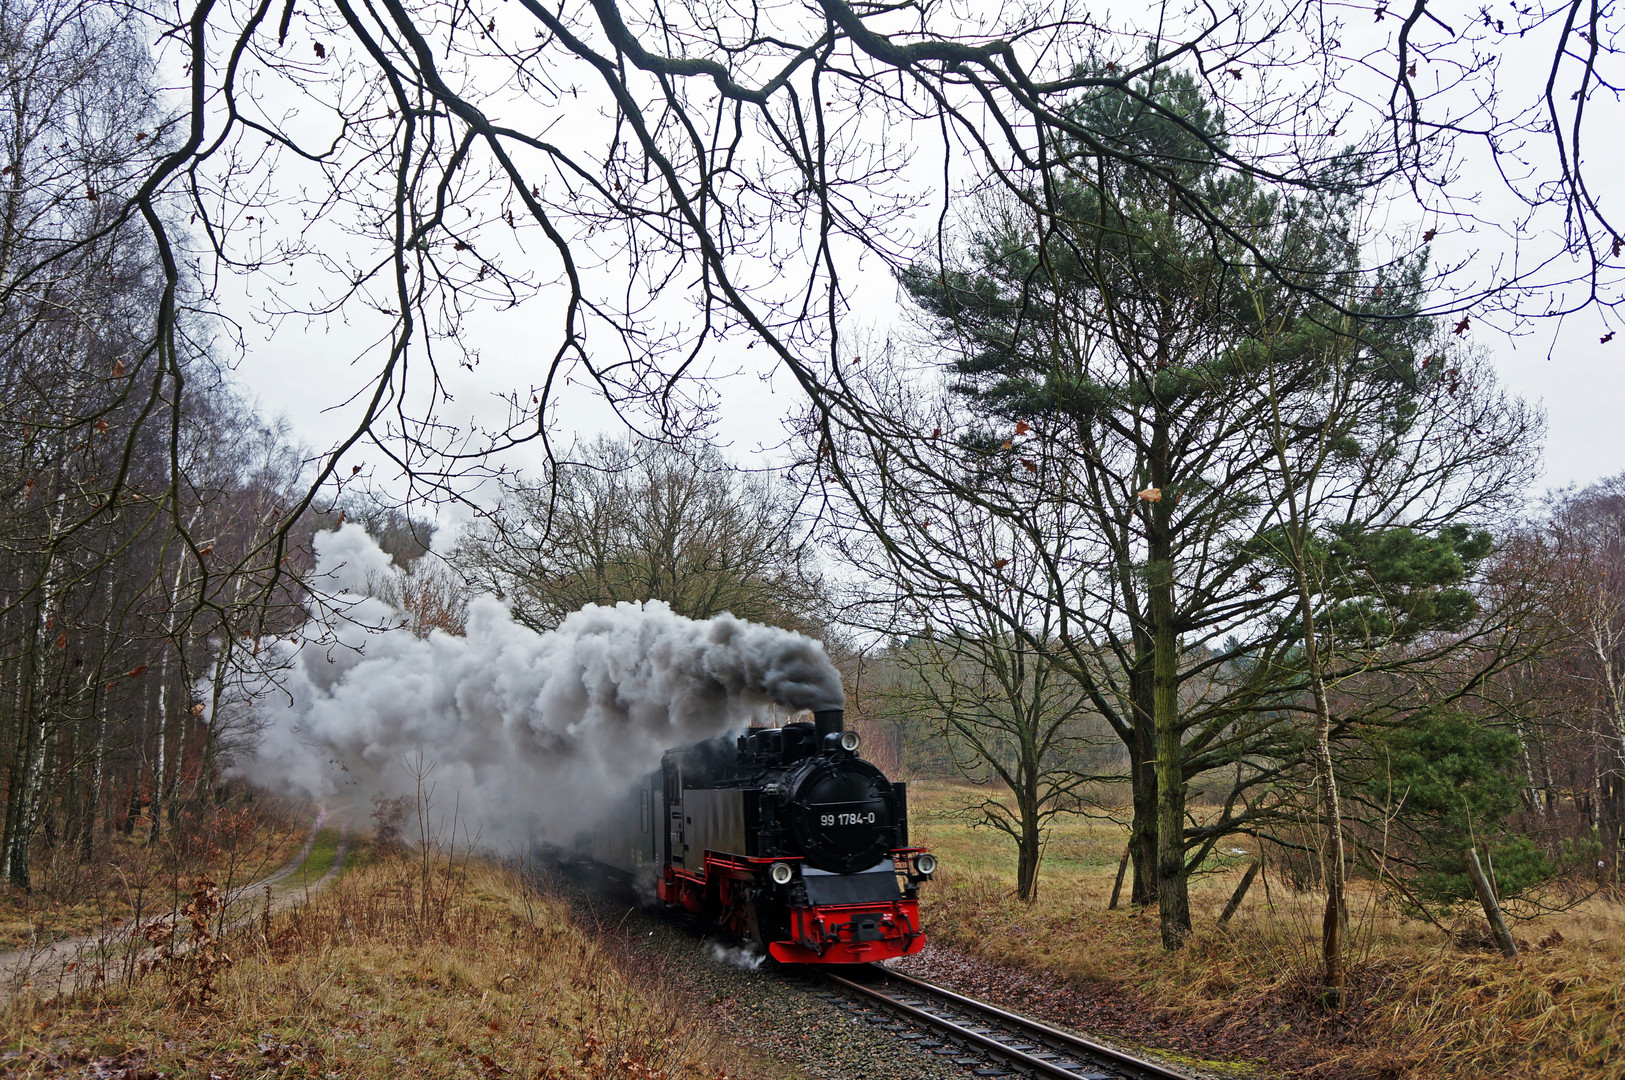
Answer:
[822,967,1190,1080]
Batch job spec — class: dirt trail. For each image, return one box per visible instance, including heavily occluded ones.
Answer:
[0,815,351,1005]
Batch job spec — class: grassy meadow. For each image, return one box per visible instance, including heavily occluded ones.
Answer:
[4,782,1618,1080]
[1,848,742,1080]
[906,780,1625,1079]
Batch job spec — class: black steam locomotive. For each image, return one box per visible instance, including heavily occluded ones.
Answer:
[579,708,935,963]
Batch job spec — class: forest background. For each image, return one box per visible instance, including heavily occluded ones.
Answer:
[3,0,1625,1069]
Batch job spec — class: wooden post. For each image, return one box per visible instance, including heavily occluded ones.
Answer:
[1107,844,1130,910]
[1218,859,1261,925]
[1464,847,1518,958]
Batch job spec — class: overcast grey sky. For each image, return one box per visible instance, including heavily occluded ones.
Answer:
[212,0,1624,507]
[234,252,1622,504]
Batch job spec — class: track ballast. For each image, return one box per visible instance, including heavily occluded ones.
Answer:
[818,966,1191,1080]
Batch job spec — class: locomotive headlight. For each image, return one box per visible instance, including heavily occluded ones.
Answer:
[838,730,861,753]
[770,861,795,885]
[913,853,938,877]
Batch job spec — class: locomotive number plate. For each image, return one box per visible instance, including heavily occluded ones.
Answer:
[821,812,877,826]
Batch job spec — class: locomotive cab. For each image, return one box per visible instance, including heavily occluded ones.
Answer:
[648,708,931,964]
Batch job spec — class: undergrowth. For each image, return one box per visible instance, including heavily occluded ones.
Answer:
[0,853,741,1079]
[910,781,1623,1080]
[0,795,307,951]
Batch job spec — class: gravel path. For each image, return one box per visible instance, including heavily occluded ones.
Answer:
[0,816,350,1005]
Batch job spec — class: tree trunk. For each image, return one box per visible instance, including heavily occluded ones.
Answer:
[1108,845,1130,910]
[150,536,194,844]
[1145,414,1188,949]
[198,629,234,804]
[1128,734,1159,906]
[1,602,49,890]
[1514,721,1545,816]
[1289,548,1348,1003]
[1152,624,1188,948]
[1218,859,1262,925]
[1464,846,1519,958]
[80,708,103,864]
[151,654,168,844]
[1017,833,1039,902]
[1310,684,1347,1002]
[4,701,49,890]
[1017,797,1041,902]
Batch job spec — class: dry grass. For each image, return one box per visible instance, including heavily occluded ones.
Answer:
[909,780,1625,1079]
[0,801,308,951]
[0,851,742,1079]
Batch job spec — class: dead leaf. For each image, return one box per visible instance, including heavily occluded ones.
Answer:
[112,359,126,376]
[1021,459,1037,472]
[55,632,67,649]
[1015,421,1030,435]
[127,664,148,678]
[191,703,207,716]
[1138,487,1163,502]
[1601,331,1615,344]
[313,41,326,59]
[1423,228,1437,242]
[992,558,1010,570]
[1452,315,1470,335]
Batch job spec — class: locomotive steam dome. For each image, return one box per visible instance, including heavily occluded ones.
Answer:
[784,757,899,873]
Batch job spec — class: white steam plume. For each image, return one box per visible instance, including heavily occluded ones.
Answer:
[234,525,843,846]
[706,941,767,971]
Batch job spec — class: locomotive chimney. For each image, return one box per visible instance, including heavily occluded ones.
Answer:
[813,708,845,741]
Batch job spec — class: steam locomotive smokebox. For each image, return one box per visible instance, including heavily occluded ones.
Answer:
[813,708,845,740]
[577,696,929,965]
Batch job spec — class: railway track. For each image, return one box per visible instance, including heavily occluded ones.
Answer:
[818,966,1192,1080]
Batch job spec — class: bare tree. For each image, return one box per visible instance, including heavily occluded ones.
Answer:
[866,537,1100,903]
[0,0,177,885]
[0,0,1599,619]
[1527,476,1625,873]
[454,436,828,635]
